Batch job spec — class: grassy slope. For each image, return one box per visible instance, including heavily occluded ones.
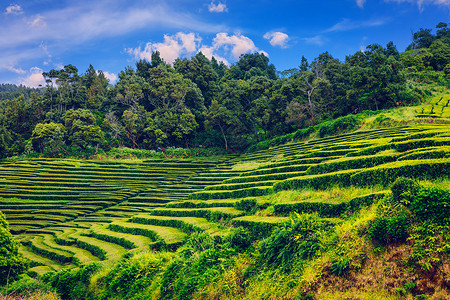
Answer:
[1,88,449,299]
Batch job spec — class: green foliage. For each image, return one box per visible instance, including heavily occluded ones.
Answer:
[160,232,233,300]
[258,213,329,272]
[224,227,252,251]
[391,177,420,205]
[43,262,102,300]
[99,253,168,300]
[367,214,409,245]
[0,211,29,285]
[330,256,352,276]
[234,198,258,214]
[410,186,450,224]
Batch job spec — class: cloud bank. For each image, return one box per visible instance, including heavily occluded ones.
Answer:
[126,32,267,66]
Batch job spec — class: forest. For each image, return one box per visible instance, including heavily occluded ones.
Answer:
[0,23,449,159]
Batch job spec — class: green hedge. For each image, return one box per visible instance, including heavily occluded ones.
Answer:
[393,138,450,152]
[131,217,202,234]
[231,216,288,239]
[398,147,450,161]
[263,157,331,169]
[306,154,398,175]
[107,223,181,251]
[204,180,275,191]
[345,144,392,157]
[75,239,107,260]
[223,172,307,184]
[22,240,76,265]
[148,208,244,221]
[350,159,450,187]
[86,232,136,250]
[244,164,312,177]
[273,192,388,217]
[189,186,273,200]
[274,169,360,192]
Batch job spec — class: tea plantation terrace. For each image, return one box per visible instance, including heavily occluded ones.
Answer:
[0,123,449,274]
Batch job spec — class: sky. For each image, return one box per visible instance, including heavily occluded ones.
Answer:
[1,0,449,87]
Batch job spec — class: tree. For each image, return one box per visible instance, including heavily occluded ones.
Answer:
[204,100,234,150]
[430,40,450,70]
[0,113,12,158]
[31,122,66,155]
[122,110,140,148]
[407,28,436,50]
[385,41,400,60]
[235,53,277,80]
[64,109,105,149]
[0,211,29,285]
[174,52,219,107]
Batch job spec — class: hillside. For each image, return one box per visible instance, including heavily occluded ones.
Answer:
[0,97,449,299]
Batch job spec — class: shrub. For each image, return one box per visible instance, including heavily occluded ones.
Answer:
[367,214,409,245]
[330,256,352,276]
[257,213,329,272]
[234,198,257,214]
[391,177,420,205]
[410,186,450,224]
[0,211,29,284]
[224,227,252,251]
[43,262,102,300]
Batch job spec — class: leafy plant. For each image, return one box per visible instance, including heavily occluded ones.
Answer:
[330,256,352,276]
[258,213,328,272]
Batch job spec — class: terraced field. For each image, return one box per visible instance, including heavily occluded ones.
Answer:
[416,94,450,118]
[1,123,449,274]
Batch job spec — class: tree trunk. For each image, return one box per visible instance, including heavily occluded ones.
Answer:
[219,123,228,151]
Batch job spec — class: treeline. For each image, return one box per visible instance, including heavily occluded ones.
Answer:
[0,22,449,158]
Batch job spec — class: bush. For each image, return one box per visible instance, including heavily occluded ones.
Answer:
[367,214,409,245]
[0,212,29,285]
[410,186,450,224]
[234,198,258,214]
[43,262,102,300]
[257,213,329,272]
[391,177,420,205]
[224,227,252,251]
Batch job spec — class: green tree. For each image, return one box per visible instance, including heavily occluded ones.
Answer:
[0,113,12,158]
[0,211,29,285]
[31,122,66,155]
[429,40,450,70]
[64,109,105,149]
[122,110,141,148]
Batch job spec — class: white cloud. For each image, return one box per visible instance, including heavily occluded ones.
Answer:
[0,1,226,52]
[28,15,46,27]
[208,2,228,13]
[21,67,46,88]
[325,18,389,32]
[212,32,261,59]
[126,32,202,65]
[356,0,366,8]
[303,35,325,46]
[127,32,266,66]
[5,4,22,15]
[198,45,230,65]
[264,32,289,48]
[5,65,26,74]
[385,0,450,10]
[103,71,117,83]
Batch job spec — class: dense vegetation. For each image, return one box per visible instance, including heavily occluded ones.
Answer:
[0,22,449,300]
[0,23,449,158]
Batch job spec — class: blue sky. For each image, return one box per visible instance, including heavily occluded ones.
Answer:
[1,0,449,87]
